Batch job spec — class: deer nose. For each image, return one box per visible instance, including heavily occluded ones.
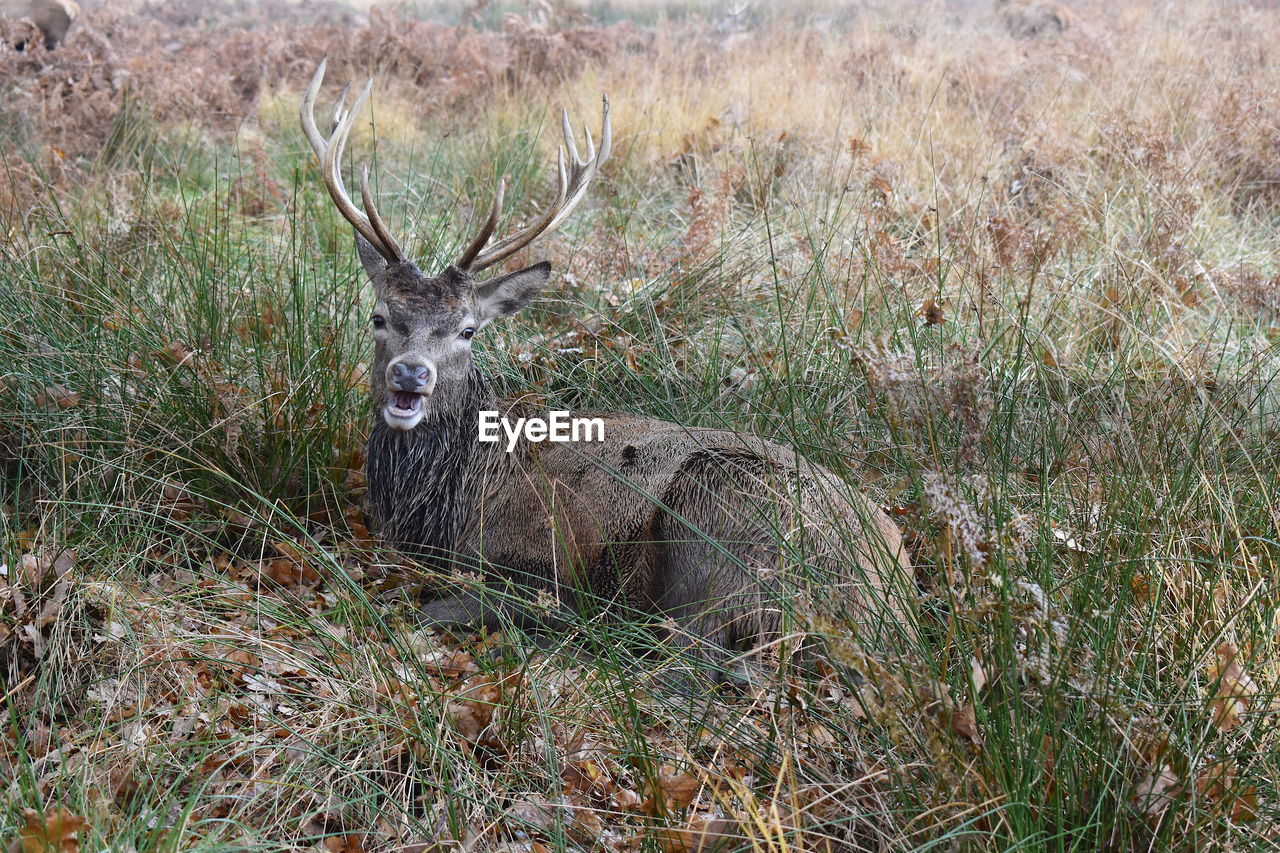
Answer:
[390,360,431,392]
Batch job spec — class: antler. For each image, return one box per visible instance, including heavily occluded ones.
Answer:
[301,58,404,264]
[457,96,612,273]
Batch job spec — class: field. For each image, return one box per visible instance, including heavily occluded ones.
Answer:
[2,0,1279,849]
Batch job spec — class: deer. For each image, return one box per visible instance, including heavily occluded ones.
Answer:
[1,0,79,49]
[995,0,1073,39]
[300,60,918,689]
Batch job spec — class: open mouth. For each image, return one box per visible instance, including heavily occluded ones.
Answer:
[386,390,424,420]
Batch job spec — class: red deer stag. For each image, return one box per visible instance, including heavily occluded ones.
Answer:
[301,60,917,688]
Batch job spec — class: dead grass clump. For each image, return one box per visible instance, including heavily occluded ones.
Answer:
[851,342,994,470]
[1204,84,1280,213]
[0,14,123,211]
[1214,265,1280,322]
[681,164,738,265]
[2,0,644,203]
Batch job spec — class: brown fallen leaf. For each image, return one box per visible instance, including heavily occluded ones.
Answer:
[10,807,89,853]
[34,385,80,411]
[15,550,74,592]
[919,297,947,326]
[34,579,72,629]
[951,702,982,745]
[1232,785,1260,824]
[511,795,559,835]
[446,674,506,743]
[568,806,604,844]
[160,482,202,522]
[562,755,614,801]
[654,814,736,853]
[322,834,366,853]
[1133,765,1181,818]
[643,768,701,816]
[155,341,196,369]
[613,788,643,812]
[422,649,478,680]
[1207,643,1259,733]
[1194,757,1236,804]
[342,361,370,393]
[261,557,319,588]
[970,655,987,693]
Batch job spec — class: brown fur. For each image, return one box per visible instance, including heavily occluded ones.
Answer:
[0,0,78,48]
[357,257,917,687]
[303,74,917,688]
[995,0,1073,39]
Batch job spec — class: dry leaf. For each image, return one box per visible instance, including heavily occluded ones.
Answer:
[1232,785,1260,824]
[1133,765,1180,818]
[34,579,71,629]
[919,297,947,326]
[322,835,366,853]
[15,550,73,591]
[562,759,608,798]
[951,702,982,745]
[342,361,370,393]
[970,656,987,693]
[446,674,505,742]
[1194,757,1236,803]
[261,557,319,588]
[613,788,643,812]
[422,649,478,680]
[1207,643,1259,733]
[644,768,701,815]
[569,806,604,843]
[155,341,196,369]
[11,807,88,853]
[1050,524,1088,554]
[655,815,735,853]
[512,795,557,834]
[34,385,80,410]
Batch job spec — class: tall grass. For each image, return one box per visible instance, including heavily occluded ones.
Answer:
[2,1,1279,850]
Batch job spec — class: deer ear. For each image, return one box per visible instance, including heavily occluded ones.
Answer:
[355,231,388,280]
[473,262,550,323]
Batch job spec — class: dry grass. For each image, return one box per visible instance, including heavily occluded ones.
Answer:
[3,0,1279,850]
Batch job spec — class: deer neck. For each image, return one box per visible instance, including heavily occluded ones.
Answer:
[365,369,497,561]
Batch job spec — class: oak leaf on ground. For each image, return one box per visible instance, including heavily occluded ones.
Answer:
[8,807,88,853]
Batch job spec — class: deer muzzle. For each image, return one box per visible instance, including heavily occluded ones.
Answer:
[383,358,437,430]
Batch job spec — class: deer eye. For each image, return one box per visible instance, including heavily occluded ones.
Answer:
[460,327,475,340]
[372,315,386,330]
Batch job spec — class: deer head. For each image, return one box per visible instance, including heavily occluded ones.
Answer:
[301,59,611,430]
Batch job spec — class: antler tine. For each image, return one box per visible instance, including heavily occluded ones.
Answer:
[300,60,403,263]
[457,177,506,271]
[562,108,578,163]
[562,107,597,168]
[360,165,405,261]
[331,82,351,131]
[459,94,611,273]
[581,125,597,167]
[300,58,331,159]
[544,94,610,235]
[461,152,567,272]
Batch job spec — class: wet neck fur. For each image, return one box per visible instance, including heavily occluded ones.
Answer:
[365,369,496,560]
